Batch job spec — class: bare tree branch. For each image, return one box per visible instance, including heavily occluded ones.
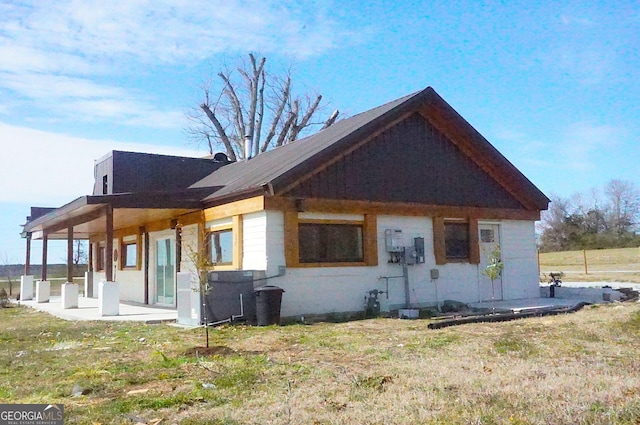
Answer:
[322,109,340,130]
[200,103,237,161]
[187,53,338,159]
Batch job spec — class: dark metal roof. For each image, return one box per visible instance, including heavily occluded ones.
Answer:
[191,86,549,210]
[190,90,422,201]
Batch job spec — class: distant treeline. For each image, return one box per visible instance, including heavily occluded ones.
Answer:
[538,179,640,252]
[0,264,88,280]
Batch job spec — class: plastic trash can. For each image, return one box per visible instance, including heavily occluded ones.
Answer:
[255,286,285,326]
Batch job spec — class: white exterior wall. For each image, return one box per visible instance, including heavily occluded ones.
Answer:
[242,212,269,271]
[250,211,541,318]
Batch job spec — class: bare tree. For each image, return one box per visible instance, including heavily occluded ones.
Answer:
[604,179,640,237]
[1,252,15,296]
[186,53,339,160]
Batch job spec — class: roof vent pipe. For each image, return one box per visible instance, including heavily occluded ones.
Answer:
[244,135,253,161]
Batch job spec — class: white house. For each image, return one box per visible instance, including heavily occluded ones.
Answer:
[21,86,549,320]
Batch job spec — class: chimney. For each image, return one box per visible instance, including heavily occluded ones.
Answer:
[244,135,253,160]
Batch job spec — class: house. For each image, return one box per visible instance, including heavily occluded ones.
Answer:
[20,86,549,320]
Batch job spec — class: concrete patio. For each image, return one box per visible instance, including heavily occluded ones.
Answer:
[16,296,177,323]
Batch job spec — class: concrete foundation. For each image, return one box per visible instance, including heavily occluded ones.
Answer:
[98,281,119,316]
[62,283,79,309]
[36,280,50,303]
[540,285,623,303]
[20,275,34,301]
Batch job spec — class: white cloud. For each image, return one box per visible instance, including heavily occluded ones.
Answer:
[0,122,205,204]
[0,0,361,130]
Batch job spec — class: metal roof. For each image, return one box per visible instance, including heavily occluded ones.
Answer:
[189,89,423,201]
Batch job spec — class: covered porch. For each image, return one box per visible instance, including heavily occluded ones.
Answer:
[20,189,211,317]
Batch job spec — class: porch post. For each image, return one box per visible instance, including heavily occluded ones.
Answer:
[105,205,113,282]
[24,232,31,276]
[20,232,34,300]
[41,233,48,281]
[99,204,119,316]
[67,227,73,283]
[62,226,78,309]
[143,228,149,305]
[36,233,50,303]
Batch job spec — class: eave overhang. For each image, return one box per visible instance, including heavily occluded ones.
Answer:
[22,187,221,240]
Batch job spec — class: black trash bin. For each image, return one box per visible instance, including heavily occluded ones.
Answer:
[255,286,285,326]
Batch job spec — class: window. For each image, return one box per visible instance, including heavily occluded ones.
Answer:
[102,175,108,195]
[299,223,364,263]
[445,222,469,260]
[209,229,233,265]
[433,217,479,265]
[122,242,138,268]
[480,228,495,243]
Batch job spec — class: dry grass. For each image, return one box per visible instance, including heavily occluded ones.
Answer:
[2,303,640,424]
[539,247,640,283]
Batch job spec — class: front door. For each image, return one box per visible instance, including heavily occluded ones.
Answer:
[478,223,503,302]
[155,237,175,305]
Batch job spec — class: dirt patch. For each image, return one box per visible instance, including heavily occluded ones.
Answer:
[183,345,238,357]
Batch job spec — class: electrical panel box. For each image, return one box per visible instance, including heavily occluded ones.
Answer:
[385,229,404,253]
[414,237,425,264]
[430,268,439,280]
[405,246,417,265]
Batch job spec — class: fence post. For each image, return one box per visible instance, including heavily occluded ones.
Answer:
[583,249,588,275]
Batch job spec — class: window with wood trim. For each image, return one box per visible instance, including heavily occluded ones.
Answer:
[284,213,378,267]
[208,229,233,265]
[433,217,480,265]
[299,222,364,263]
[122,241,138,268]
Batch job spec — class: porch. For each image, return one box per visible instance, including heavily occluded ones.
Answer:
[17,295,177,323]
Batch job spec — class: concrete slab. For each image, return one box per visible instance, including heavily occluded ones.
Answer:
[16,296,177,323]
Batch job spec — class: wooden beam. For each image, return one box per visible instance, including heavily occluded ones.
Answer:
[44,206,105,235]
[283,211,299,267]
[24,233,31,276]
[42,234,48,281]
[67,227,73,282]
[432,217,446,265]
[363,214,378,266]
[204,196,265,222]
[144,229,150,305]
[232,215,243,270]
[265,197,541,221]
[105,205,114,282]
[469,217,480,265]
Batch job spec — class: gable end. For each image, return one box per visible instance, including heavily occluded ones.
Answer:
[284,113,525,209]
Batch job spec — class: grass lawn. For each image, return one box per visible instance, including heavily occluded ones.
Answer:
[539,247,640,283]
[2,303,640,424]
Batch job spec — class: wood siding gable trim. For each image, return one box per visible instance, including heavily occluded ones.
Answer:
[278,113,530,211]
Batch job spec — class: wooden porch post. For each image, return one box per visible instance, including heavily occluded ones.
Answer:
[144,229,150,304]
[105,205,114,282]
[41,234,48,281]
[24,232,31,276]
[67,227,74,283]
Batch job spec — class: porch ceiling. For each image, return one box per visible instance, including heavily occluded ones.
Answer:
[23,194,203,240]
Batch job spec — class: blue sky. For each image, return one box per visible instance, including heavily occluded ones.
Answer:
[0,0,638,264]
